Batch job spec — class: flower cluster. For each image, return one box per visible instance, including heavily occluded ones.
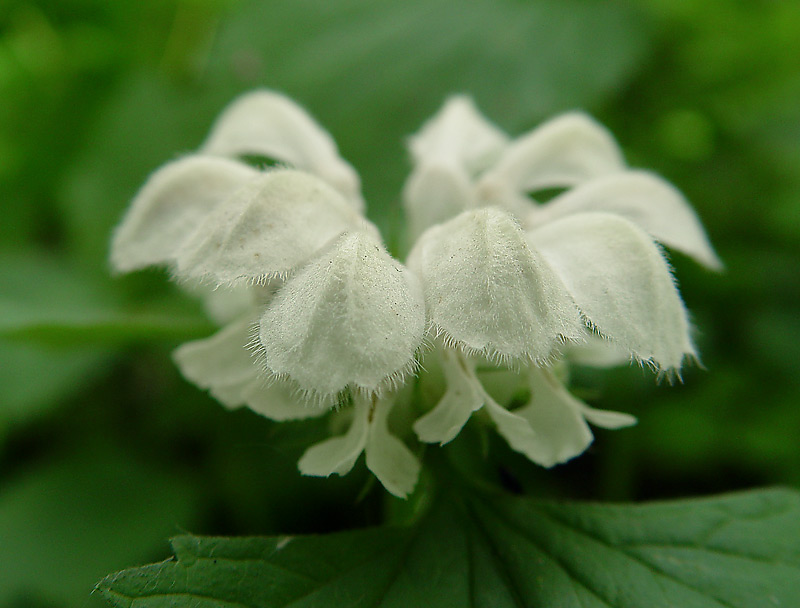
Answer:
[111,91,719,497]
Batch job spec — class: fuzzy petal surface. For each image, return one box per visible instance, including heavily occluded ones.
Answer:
[242,380,328,421]
[259,231,426,400]
[172,314,260,409]
[532,212,696,372]
[365,396,421,498]
[402,161,476,241]
[528,171,722,269]
[566,332,632,368]
[408,95,508,175]
[408,207,583,362]
[478,112,625,196]
[175,170,364,286]
[200,89,363,209]
[111,156,257,272]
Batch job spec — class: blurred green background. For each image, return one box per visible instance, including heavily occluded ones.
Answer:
[1,0,799,606]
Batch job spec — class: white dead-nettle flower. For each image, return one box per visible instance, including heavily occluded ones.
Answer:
[110,90,716,497]
[405,95,722,272]
[111,91,424,496]
[402,96,719,466]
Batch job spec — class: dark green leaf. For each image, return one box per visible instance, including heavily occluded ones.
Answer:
[97,487,800,607]
[0,444,198,608]
[0,339,109,431]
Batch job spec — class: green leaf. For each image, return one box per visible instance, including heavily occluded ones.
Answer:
[0,250,214,344]
[0,444,199,608]
[97,487,800,607]
[61,0,654,260]
[0,339,109,432]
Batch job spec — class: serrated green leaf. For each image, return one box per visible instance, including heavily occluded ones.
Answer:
[97,487,800,607]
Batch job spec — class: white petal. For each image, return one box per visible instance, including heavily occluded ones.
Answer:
[408,207,583,362]
[413,348,485,444]
[175,169,364,286]
[509,368,595,467]
[402,161,476,240]
[242,379,328,421]
[484,397,541,459]
[200,90,363,210]
[476,112,625,201]
[172,314,260,409]
[366,395,421,498]
[527,171,722,270]
[531,212,696,372]
[579,404,636,429]
[111,156,258,272]
[180,281,258,325]
[298,396,370,477]
[409,96,508,175]
[259,231,425,400]
[566,332,632,368]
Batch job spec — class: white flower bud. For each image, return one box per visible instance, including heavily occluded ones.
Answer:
[408,95,508,175]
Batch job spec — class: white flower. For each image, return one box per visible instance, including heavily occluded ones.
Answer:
[110,90,716,495]
[403,96,716,466]
[111,91,424,496]
[405,95,722,271]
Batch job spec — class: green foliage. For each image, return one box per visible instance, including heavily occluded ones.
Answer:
[1,0,800,604]
[0,443,198,608]
[97,486,800,607]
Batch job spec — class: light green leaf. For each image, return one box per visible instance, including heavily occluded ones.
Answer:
[0,445,198,608]
[97,487,800,607]
[0,250,213,343]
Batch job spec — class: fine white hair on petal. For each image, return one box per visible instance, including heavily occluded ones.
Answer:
[172,311,327,420]
[110,156,258,273]
[174,169,365,287]
[407,207,584,364]
[527,171,723,270]
[402,161,477,241]
[476,112,626,202]
[298,395,371,477]
[365,394,421,498]
[531,212,697,374]
[408,95,509,175]
[241,378,329,421]
[565,330,633,369]
[258,230,426,401]
[172,313,263,410]
[200,89,363,211]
